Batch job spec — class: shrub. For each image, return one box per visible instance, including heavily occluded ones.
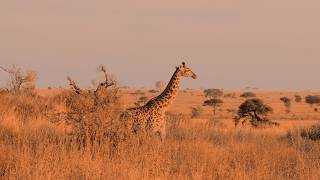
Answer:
[50,65,122,150]
[301,125,320,141]
[280,97,291,113]
[0,65,37,94]
[240,92,256,98]
[203,89,223,98]
[305,95,320,107]
[294,95,302,103]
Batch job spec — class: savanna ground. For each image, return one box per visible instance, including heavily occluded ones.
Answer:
[0,87,320,179]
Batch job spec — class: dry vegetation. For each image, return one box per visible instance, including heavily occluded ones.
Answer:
[0,67,320,179]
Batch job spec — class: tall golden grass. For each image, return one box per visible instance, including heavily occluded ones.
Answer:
[0,89,320,179]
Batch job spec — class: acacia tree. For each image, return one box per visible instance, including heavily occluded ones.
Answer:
[234,98,279,127]
[203,98,224,116]
[203,89,224,118]
[204,89,223,98]
[0,65,37,94]
[280,97,291,113]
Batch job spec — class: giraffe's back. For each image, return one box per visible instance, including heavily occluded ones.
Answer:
[120,106,149,133]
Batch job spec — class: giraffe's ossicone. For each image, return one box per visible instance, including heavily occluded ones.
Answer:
[119,62,197,140]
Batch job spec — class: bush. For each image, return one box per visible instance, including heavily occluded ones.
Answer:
[280,97,291,113]
[294,95,302,103]
[0,65,38,94]
[240,92,256,98]
[203,89,223,98]
[49,65,122,150]
[301,125,320,141]
[305,95,320,106]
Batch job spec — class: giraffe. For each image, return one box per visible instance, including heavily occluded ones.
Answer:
[120,62,197,140]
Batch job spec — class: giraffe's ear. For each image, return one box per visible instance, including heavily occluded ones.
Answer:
[176,66,179,70]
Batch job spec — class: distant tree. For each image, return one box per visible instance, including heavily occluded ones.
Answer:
[234,98,279,127]
[294,94,302,103]
[135,96,149,107]
[240,92,256,98]
[203,89,224,120]
[224,93,236,98]
[0,65,37,94]
[280,97,291,113]
[204,89,224,98]
[203,98,224,116]
[149,89,158,93]
[305,95,320,107]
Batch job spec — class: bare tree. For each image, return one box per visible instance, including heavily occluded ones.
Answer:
[67,64,118,108]
[93,65,118,105]
[67,76,82,95]
[96,65,116,89]
[52,65,120,150]
[0,65,37,94]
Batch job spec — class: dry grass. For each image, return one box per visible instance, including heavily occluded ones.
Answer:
[0,89,320,179]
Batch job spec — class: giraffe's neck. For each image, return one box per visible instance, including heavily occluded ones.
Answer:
[155,69,181,108]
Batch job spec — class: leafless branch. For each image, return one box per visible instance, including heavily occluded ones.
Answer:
[67,76,82,94]
[0,66,10,73]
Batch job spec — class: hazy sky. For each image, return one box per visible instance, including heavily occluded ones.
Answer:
[1,0,320,90]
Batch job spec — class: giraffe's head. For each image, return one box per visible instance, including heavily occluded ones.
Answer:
[176,62,198,79]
